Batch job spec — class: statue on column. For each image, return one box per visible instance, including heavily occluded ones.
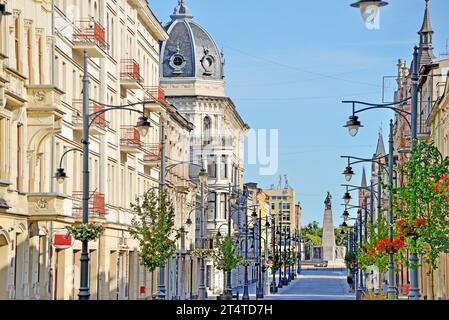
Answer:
[324,192,332,210]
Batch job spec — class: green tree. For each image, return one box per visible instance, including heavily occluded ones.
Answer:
[302,221,323,245]
[393,141,449,298]
[213,235,242,271]
[129,189,179,272]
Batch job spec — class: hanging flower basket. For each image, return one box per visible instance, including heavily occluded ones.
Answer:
[434,173,449,201]
[396,218,426,238]
[240,258,253,267]
[66,223,102,242]
[192,248,213,259]
[375,237,404,254]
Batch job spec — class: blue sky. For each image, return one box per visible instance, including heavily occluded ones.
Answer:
[150,0,449,226]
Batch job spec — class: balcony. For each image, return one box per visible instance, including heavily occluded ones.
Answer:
[72,19,109,58]
[142,143,161,168]
[72,100,109,135]
[72,191,107,219]
[120,126,142,153]
[417,116,430,141]
[120,59,144,90]
[143,86,168,113]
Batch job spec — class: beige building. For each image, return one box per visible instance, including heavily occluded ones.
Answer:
[264,183,299,234]
[392,0,449,299]
[0,0,197,300]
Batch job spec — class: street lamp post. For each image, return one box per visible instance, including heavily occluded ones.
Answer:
[342,93,414,300]
[78,50,91,301]
[198,168,208,300]
[270,215,278,293]
[242,206,255,300]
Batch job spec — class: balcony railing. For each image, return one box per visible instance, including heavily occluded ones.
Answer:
[120,59,144,83]
[72,100,110,131]
[73,19,109,51]
[142,143,162,162]
[417,115,430,138]
[72,191,107,217]
[120,126,141,148]
[143,86,169,107]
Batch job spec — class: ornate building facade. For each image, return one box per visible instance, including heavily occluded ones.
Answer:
[0,0,197,300]
[159,0,249,295]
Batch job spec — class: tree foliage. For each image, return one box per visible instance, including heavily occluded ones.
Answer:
[129,189,179,272]
[393,141,449,272]
[212,235,242,271]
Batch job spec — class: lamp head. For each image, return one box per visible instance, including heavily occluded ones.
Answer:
[343,192,352,205]
[344,115,363,137]
[342,210,350,221]
[198,168,208,184]
[350,0,388,9]
[54,168,67,184]
[251,210,258,220]
[186,218,193,226]
[343,166,355,182]
[230,192,238,205]
[136,115,151,137]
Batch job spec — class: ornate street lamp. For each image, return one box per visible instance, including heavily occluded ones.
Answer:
[198,168,208,184]
[136,115,151,137]
[344,115,363,137]
[343,192,352,205]
[0,4,11,25]
[350,0,388,9]
[342,210,350,221]
[343,166,355,182]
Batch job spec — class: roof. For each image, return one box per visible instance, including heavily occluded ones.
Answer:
[161,1,224,81]
[375,132,386,157]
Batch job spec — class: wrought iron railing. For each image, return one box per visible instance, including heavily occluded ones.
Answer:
[72,100,110,130]
[143,86,169,107]
[73,19,109,51]
[120,126,141,147]
[120,59,144,83]
[72,191,108,217]
[142,143,161,161]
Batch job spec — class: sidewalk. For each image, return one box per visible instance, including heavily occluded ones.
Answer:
[207,281,258,300]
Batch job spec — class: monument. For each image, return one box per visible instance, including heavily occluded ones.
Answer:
[322,192,336,262]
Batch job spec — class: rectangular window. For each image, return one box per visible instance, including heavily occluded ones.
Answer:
[62,61,67,92]
[38,36,43,84]
[221,155,227,179]
[27,28,32,83]
[14,17,20,71]
[16,124,23,191]
[220,193,226,220]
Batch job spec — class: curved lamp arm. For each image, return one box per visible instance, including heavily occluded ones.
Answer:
[343,97,412,129]
[58,148,82,169]
[88,105,144,128]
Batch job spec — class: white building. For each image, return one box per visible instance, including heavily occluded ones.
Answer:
[159,0,249,295]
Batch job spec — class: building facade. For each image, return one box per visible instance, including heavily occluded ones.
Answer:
[0,0,198,300]
[392,0,449,299]
[159,0,249,295]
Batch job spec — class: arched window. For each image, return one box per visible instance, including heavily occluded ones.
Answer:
[203,116,211,145]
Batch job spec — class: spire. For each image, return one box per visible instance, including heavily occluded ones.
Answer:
[170,0,194,21]
[418,0,436,66]
[375,131,386,157]
[361,167,367,188]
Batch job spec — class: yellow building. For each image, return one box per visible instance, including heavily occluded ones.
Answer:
[0,0,197,300]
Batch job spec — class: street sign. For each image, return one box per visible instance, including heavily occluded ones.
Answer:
[52,230,74,250]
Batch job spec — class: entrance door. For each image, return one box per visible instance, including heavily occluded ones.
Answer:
[117,252,128,300]
[0,235,9,299]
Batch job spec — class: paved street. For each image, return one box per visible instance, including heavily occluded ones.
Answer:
[264,268,355,300]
